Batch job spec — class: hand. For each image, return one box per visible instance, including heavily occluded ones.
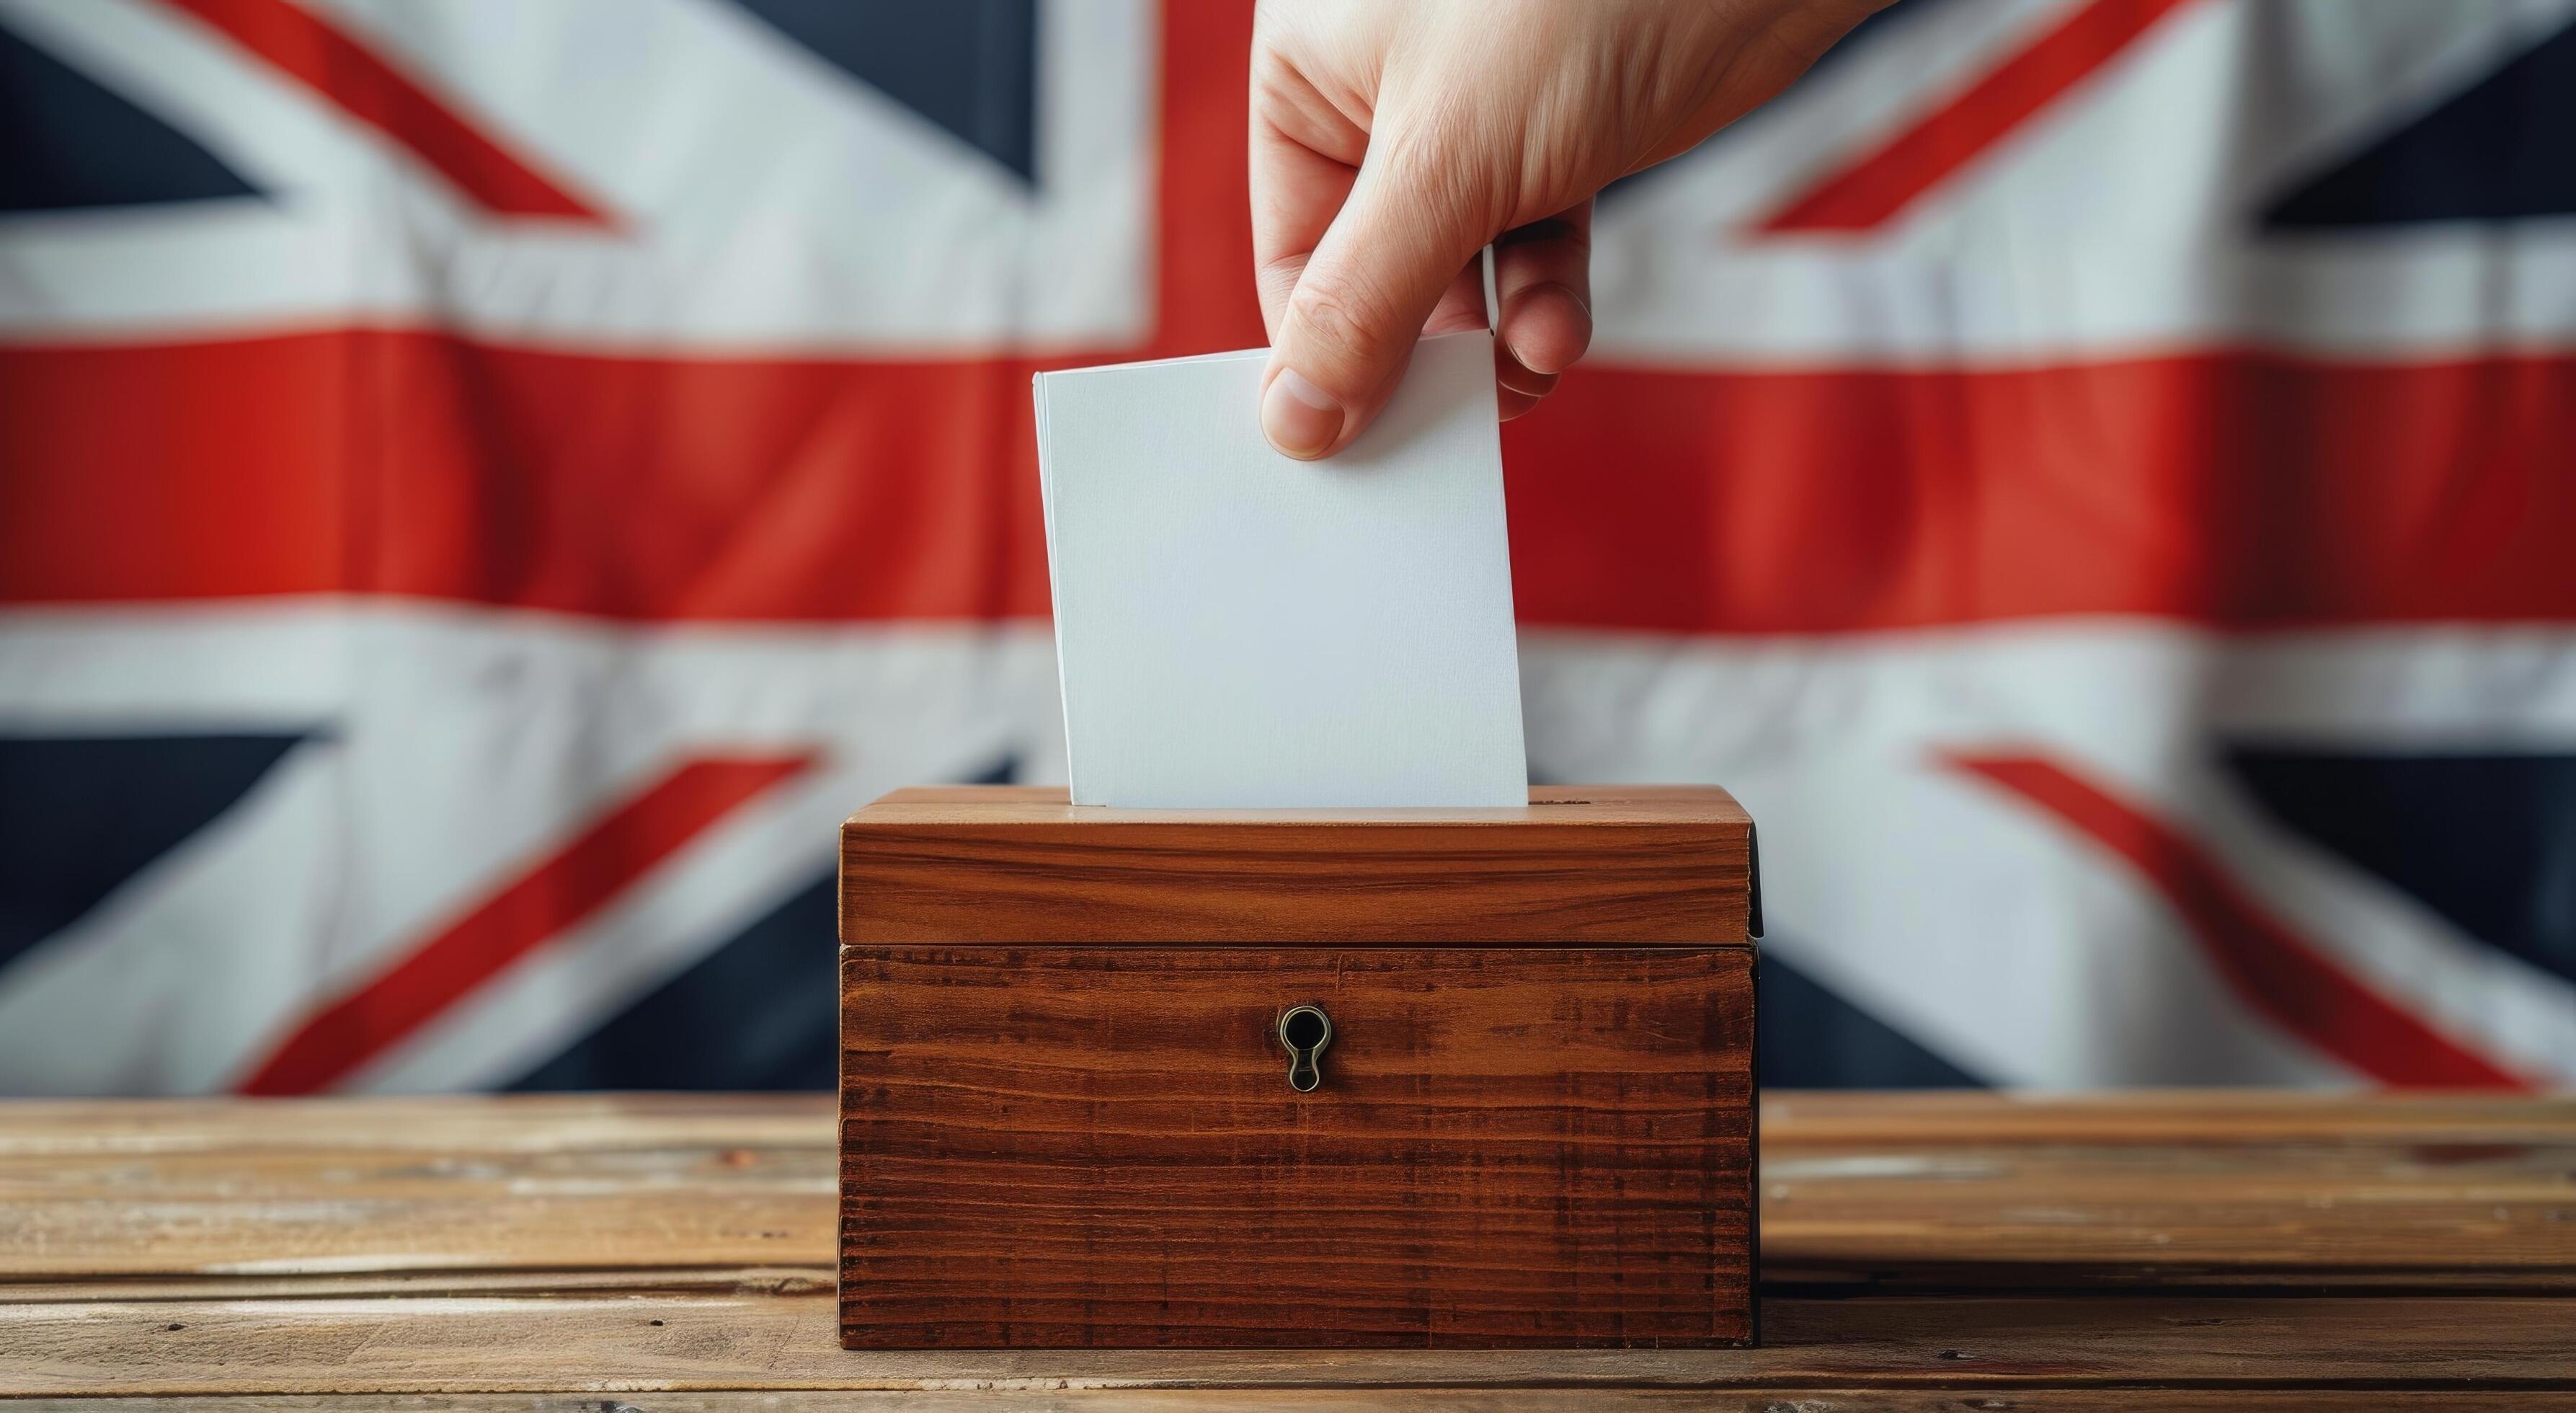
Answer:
[1251,0,1883,458]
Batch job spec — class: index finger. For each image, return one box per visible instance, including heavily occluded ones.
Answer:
[1249,112,1361,342]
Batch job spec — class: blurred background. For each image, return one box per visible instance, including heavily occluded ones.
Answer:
[0,0,2570,1095]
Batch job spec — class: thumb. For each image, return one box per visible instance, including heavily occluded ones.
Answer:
[1261,149,1490,460]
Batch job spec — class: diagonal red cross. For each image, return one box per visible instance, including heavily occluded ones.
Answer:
[236,755,814,1094]
[156,0,612,223]
[1757,0,2203,234]
[1947,752,2531,1089]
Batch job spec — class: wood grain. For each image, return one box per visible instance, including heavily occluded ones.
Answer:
[0,1094,837,1280]
[839,947,1757,1348]
[9,1093,2565,1289]
[9,1091,2572,1293]
[1765,1089,2576,1145]
[22,1399,2576,1413]
[1760,1091,2576,1292]
[10,1293,2576,1395]
[838,785,1754,944]
[12,1091,2576,1401]
[1764,1137,2576,1289]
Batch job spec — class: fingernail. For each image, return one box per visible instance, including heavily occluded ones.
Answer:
[1506,281,1592,375]
[1262,368,1341,459]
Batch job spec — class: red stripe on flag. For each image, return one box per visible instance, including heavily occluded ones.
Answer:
[1153,0,1265,355]
[1946,753,2531,1089]
[235,755,812,1095]
[5,339,2574,631]
[1756,0,2201,234]
[1504,352,2576,633]
[157,0,609,223]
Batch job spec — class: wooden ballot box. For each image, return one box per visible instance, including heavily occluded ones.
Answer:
[836,785,1759,1349]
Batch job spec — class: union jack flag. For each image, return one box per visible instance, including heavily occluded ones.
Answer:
[1,0,2571,1094]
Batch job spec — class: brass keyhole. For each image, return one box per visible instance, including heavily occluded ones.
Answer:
[1278,1004,1332,1093]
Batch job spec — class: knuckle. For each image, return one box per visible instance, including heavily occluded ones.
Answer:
[1496,215,1589,254]
[1377,118,1483,223]
[1287,278,1389,373]
[1255,255,1305,309]
[1368,99,1502,238]
[1248,48,1303,107]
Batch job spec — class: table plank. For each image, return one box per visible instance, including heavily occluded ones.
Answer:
[1764,1091,2576,1144]
[1763,1121,2576,1288]
[9,1398,2575,1412]
[9,1092,2572,1291]
[3,1293,2572,1396]
[6,1091,2572,1401]
[0,1267,834,1304]
[1762,1092,2576,1292]
[0,1094,838,1280]
[0,1093,832,1153]
[19,1392,2576,1402]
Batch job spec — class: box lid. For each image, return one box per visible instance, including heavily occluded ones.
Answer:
[840,785,1754,944]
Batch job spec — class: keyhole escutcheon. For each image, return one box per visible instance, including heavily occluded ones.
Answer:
[1278,1004,1332,1093]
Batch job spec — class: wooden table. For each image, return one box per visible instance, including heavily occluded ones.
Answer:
[4,1091,2572,1408]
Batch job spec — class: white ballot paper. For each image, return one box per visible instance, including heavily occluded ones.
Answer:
[1034,330,1527,808]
